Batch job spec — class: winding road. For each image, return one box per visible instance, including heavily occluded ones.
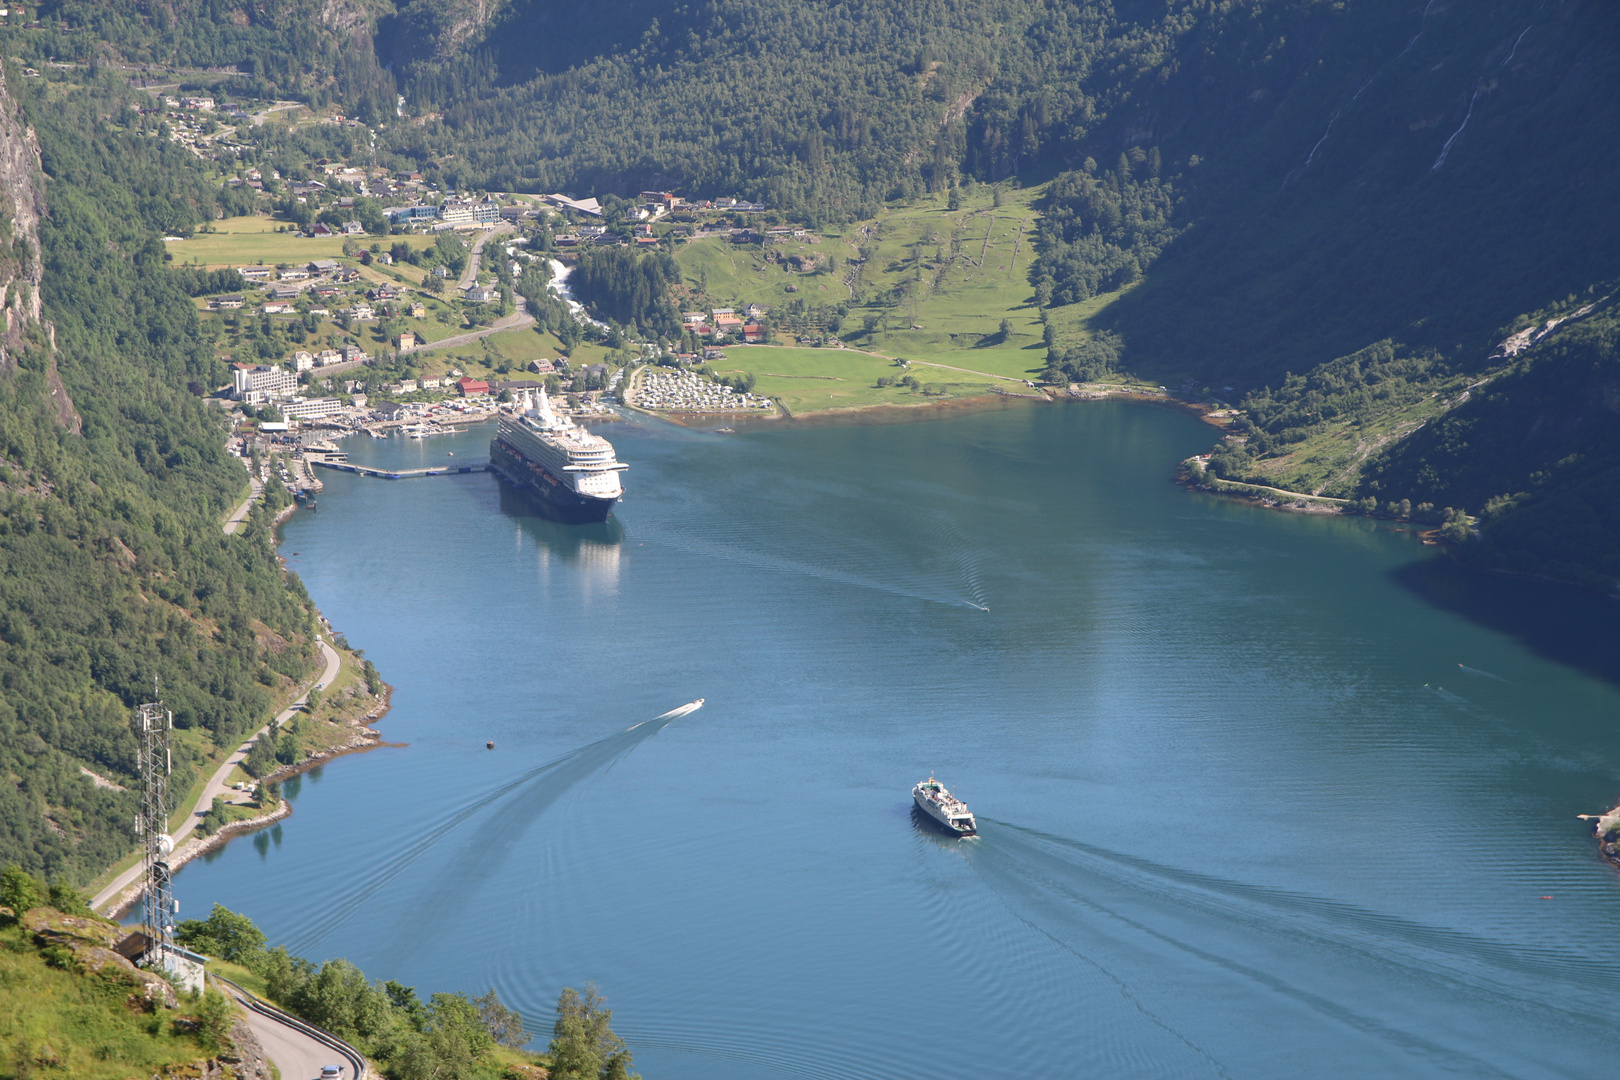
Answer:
[91,638,342,912]
[457,223,514,290]
[217,974,370,1080]
[244,1004,338,1080]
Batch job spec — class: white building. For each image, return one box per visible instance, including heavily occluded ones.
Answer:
[233,365,299,403]
[291,351,315,371]
[281,397,346,421]
[437,199,500,228]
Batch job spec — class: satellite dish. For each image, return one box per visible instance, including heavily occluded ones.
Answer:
[156,834,174,856]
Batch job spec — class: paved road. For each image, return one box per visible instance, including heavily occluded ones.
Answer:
[457,223,514,291]
[91,638,342,912]
[412,293,533,354]
[222,473,263,535]
[241,1000,340,1080]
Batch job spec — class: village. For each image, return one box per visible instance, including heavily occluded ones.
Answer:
[76,80,1052,435]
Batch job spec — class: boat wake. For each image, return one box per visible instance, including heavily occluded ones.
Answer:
[955,820,1620,1077]
[1423,683,1470,707]
[1457,663,1508,683]
[280,701,700,957]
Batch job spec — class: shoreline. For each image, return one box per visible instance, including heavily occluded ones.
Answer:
[101,696,395,919]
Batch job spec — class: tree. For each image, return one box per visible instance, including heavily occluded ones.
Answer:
[47,881,92,916]
[243,735,278,779]
[176,903,268,963]
[275,729,302,766]
[0,865,45,913]
[549,985,637,1080]
[425,992,497,1076]
[196,987,237,1051]
[1441,507,1472,544]
[475,987,530,1047]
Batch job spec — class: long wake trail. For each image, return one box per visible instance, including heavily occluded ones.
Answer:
[962,820,1620,1075]
[282,702,699,956]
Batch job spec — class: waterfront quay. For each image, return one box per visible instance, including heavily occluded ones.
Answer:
[309,456,493,480]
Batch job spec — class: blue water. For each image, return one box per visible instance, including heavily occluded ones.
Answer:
[182,401,1620,1078]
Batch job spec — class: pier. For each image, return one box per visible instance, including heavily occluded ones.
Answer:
[310,457,494,480]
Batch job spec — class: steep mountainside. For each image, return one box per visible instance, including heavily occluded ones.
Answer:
[0,65,320,883]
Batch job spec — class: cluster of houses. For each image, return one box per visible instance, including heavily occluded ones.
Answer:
[211,261,434,326]
[631,368,773,413]
[683,305,770,344]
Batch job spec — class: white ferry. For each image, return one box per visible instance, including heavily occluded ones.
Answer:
[913,776,977,836]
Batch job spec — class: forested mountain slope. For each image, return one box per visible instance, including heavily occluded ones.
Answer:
[28,0,398,119]
[0,65,319,884]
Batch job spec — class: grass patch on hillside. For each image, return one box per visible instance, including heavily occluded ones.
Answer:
[167,215,436,268]
[675,185,1120,392]
[205,956,270,1001]
[716,345,1004,413]
[676,235,839,310]
[0,917,209,1079]
[1227,379,1472,498]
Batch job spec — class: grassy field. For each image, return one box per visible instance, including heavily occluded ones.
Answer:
[672,184,1129,412]
[0,917,213,1079]
[166,215,437,268]
[711,345,1008,414]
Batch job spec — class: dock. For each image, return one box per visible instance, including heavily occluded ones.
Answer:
[310,457,494,480]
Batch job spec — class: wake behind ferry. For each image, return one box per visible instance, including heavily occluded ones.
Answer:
[490,389,626,523]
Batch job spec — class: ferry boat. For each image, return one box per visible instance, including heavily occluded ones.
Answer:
[490,389,626,523]
[913,776,977,836]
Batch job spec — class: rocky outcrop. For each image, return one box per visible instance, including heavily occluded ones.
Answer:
[21,906,178,1009]
[0,62,78,432]
[219,1012,274,1080]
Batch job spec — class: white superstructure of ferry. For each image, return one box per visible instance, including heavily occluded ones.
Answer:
[913,776,978,836]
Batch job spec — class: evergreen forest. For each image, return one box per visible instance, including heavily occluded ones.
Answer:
[0,68,320,883]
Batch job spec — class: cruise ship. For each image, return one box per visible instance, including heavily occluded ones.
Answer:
[490,389,626,522]
[913,776,977,836]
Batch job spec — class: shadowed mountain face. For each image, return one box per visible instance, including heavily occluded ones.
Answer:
[1098,0,1620,392]
[378,0,675,76]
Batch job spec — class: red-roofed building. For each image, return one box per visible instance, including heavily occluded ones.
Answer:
[457,376,490,396]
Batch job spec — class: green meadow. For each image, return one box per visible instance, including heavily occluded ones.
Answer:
[166,215,437,268]
[709,345,1008,414]
[675,184,1128,412]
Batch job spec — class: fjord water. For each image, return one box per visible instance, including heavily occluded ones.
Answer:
[183,401,1620,1078]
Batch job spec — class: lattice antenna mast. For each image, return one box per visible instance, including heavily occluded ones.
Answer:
[135,680,176,971]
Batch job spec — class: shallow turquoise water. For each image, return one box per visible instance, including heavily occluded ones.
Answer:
[181,400,1620,1078]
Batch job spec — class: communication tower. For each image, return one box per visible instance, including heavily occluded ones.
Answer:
[135,687,177,972]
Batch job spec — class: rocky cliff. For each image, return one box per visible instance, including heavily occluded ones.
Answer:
[0,63,78,431]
